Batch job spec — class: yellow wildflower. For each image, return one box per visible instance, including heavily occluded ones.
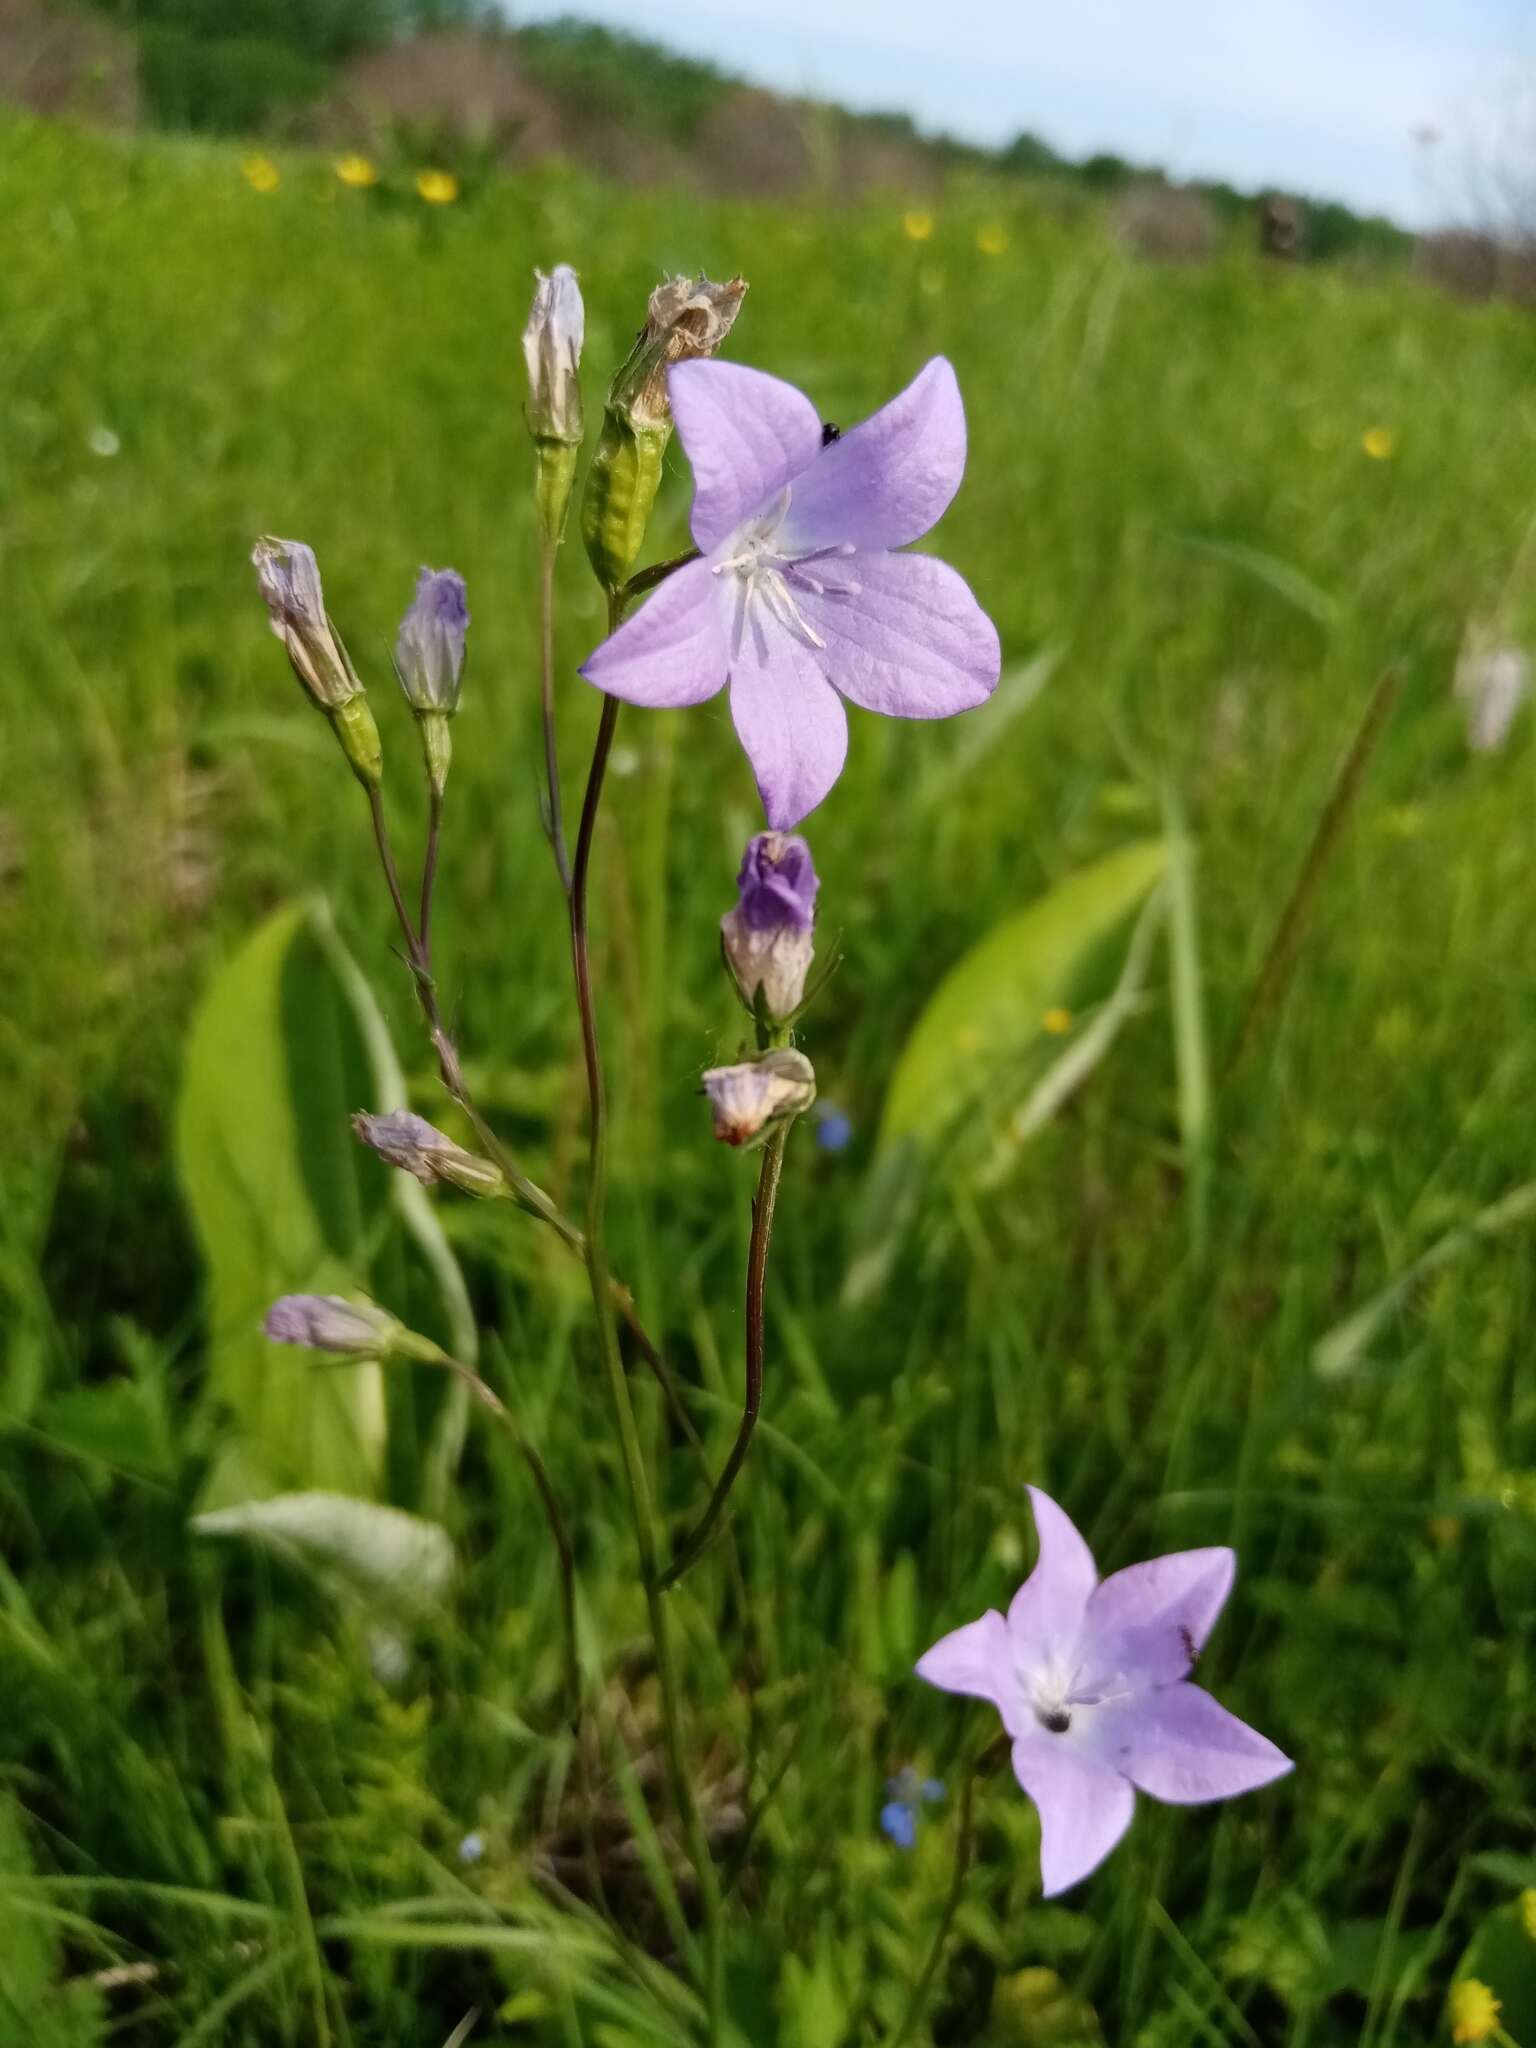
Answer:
[241,155,280,194]
[335,154,379,189]
[1522,1886,1536,1939]
[976,221,1009,256]
[1448,1978,1501,2043]
[1362,425,1397,460]
[1042,1007,1074,1035]
[902,209,935,241]
[416,169,459,205]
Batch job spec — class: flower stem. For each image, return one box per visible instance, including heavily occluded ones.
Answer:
[660,1121,788,1590]
[361,783,707,1470]
[569,642,725,2036]
[889,1759,980,2048]
[539,539,572,894]
[435,1352,580,1726]
[419,781,444,966]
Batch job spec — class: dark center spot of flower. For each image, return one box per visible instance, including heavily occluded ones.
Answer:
[821,421,842,445]
[1037,1706,1072,1734]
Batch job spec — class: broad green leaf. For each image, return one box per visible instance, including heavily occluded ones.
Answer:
[176,898,388,1501]
[847,842,1167,1303]
[192,1492,453,1621]
[878,838,1168,1147]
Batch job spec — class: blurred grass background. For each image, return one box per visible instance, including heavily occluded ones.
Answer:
[3,104,1536,2046]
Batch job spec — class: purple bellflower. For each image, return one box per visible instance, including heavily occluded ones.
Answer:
[721,830,819,1019]
[395,568,469,714]
[580,357,1001,829]
[916,1487,1291,1897]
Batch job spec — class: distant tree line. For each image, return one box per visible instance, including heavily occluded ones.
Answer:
[77,1,1411,260]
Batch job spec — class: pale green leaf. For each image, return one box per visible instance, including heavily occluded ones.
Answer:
[192,1492,453,1620]
[176,898,389,1500]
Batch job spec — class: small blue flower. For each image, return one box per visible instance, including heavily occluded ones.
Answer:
[880,1799,917,1849]
[815,1106,853,1153]
[458,1832,485,1865]
[880,1767,945,1849]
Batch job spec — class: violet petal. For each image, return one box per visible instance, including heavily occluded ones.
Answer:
[669,359,823,552]
[778,357,967,554]
[913,1609,1022,1736]
[800,550,1000,718]
[1010,1734,1136,1897]
[1006,1486,1098,1658]
[1084,1547,1235,1688]
[1089,1682,1293,1805]
[728,627,847,830]
[579,558,729,707]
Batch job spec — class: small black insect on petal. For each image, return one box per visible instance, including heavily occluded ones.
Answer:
[821,421,842,446]
[1178,1625,1199,1670]
[1038,1707,1072,1734]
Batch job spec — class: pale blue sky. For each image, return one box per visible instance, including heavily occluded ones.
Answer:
[512,0,1534,225]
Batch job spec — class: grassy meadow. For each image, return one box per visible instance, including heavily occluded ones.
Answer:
[5,105,1536,2046]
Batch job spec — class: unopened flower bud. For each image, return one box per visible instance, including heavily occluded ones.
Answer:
[523,264,584,442]
[395,568,468,794]
[582,271,746,593]
[263,1293,405,1358]
[524,264,585,546]
[352,1109,507,1199]
[251,536,383,788]
[721,830,819,1023]
[702,1048,815,1148]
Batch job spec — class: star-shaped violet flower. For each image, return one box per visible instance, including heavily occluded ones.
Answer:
[917,1487,1291,1897]
[579,357,1001,829]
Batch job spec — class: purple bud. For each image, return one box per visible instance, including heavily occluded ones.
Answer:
[251,536,362,710]
[262,1293,402,1356]
[395,568,468,715]
[701,1049,815,1147]
[352,1109,506,1198]
[721,832,819,1020]
[735,832,818,932]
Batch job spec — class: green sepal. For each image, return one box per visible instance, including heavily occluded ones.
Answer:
[328,694,384,790]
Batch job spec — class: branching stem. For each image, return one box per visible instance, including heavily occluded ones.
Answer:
[568,600,725,2037]
[661,1122,788,1589]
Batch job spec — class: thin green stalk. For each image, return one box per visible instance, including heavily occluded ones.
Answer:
[889,1755,982,2048]
[661,1122,788,1590]
[539,539,572,893]
[1225,667,1398,1079]
[361,777,693,1397]
[435,1353,581,1728]
[419,781,444,966]
[569,613,725,2039]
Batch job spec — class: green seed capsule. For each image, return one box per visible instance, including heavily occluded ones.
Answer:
[581,409,670,596]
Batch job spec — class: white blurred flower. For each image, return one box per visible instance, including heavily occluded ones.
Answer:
[1455,638,1529,753]
[87,426,120,458]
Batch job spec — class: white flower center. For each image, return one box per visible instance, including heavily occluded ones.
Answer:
[1020,1649,1136,1735]
[711,488,861,659]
